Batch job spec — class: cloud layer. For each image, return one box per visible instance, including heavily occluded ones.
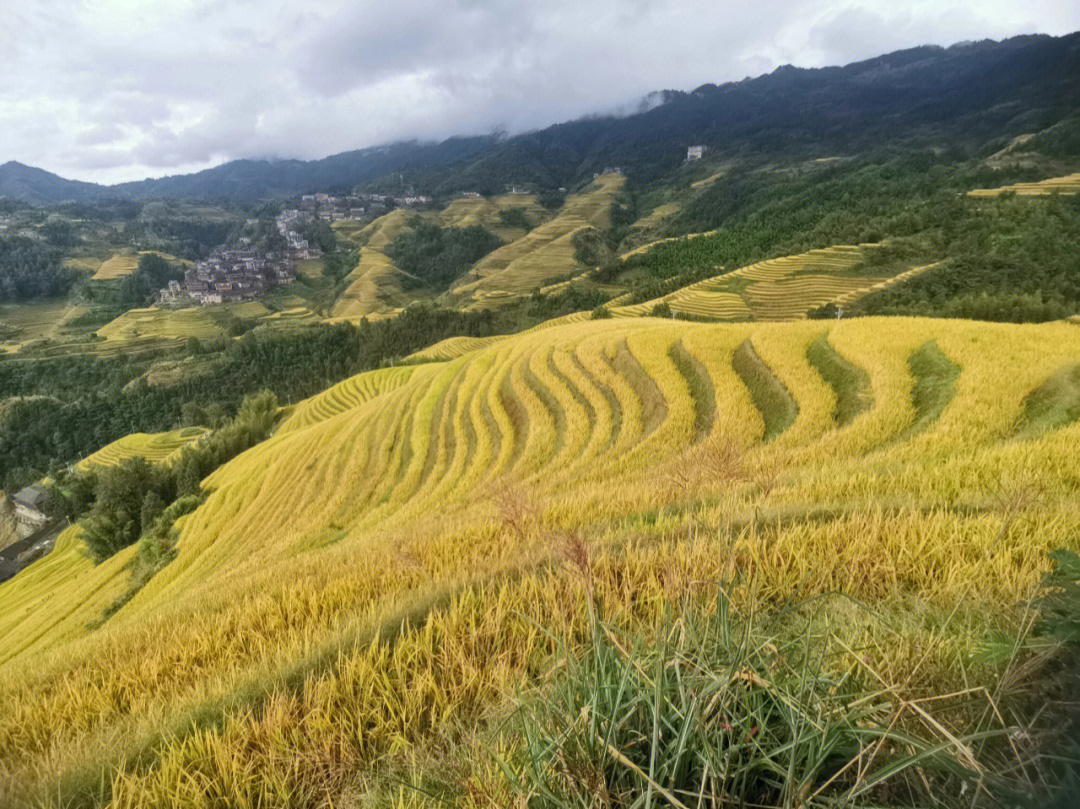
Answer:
[2,0,1078,183]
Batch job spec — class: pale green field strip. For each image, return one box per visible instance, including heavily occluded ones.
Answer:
[0,300,87,351]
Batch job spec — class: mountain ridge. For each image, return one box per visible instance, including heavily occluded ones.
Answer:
[2,31,1077,205]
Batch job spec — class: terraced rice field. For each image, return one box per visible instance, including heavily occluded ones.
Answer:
[96,307,226,348]
[329,219,365,245]
[3,317,1080,805]
[616,274,753,320]
[259,306,320,326]
[90,300,315,353]
[451,174,624,307]
[631,202,681,232]
[277,366,418,433]
[90,252,188,281]
[0,301,87,351]
[90,253,140,280]
[405,334,509,363]
[360,209,421,251]
[76,427,209,472]
[743,274,887,319]
[536,270,592,296]
[438,194,542,240]
[968,171,1080,196]
[331,248,413,319]
[617,244,928,321]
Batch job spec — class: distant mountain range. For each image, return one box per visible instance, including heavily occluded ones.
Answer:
[3,31,1078,206]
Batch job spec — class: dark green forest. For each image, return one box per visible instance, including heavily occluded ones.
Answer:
[0,237,77,301]
[386,218,503,290]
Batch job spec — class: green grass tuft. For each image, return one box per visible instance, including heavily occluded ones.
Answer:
[504,593,1005,808]
[806,333,873,426]
[1019,364,1080,438]
[905,340,960,437]
[732,339,798,441]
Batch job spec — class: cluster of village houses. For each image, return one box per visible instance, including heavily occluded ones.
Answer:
[158,249,295,306]
[275,192,432,256]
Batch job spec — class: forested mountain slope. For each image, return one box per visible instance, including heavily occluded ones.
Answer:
[3,32,1078,204]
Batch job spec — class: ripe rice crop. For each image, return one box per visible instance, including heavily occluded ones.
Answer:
[453,174,624,307]
[968,171,1080,197]
[1,316,1079,805]
[76,427,209,472]
[277,366,421,433]
[617,244,933,321]
[90,253,141,280]
[438,194,543,241]
[331,248,412,319]
[360,209,420,251]
[405,335,508,362]
[91,252,189,281]
[96,307,225,345]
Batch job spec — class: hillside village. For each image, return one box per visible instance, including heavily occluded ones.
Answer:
[158,248,296,306]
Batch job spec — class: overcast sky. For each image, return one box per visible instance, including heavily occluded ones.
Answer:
[2,1,1078,185]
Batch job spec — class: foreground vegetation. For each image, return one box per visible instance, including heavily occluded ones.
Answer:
[0,316,1078,806]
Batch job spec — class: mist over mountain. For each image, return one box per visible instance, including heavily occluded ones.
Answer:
[2,31,1077,206]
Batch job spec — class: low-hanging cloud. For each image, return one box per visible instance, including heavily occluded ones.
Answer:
[1,0,1077,184]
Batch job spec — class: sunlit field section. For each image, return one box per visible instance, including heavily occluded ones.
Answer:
[451,174,624,308]
[90,253,140,280]
[968,171,1080,196]
[617,244,932,321]
[359,209,421,251]
[276,366,421,434]
[90,252,189,281]
[76,428,209,472]
[405,334,509,362]
[330,248,413,319]
[95,307,226,349]
[0,526,132,665]
[1,317,1079,805]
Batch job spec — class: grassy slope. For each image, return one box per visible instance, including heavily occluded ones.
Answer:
[1,316,1079,804]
